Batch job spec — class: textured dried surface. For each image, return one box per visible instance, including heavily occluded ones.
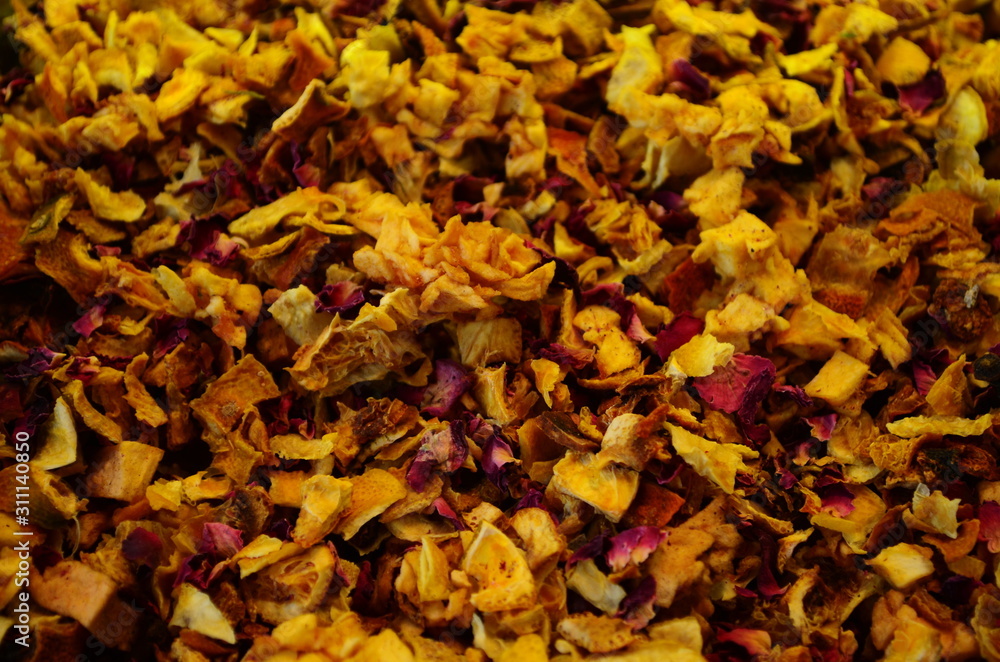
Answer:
[3,0,1000,660]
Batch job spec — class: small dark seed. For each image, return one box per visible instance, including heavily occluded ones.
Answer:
[974,353,1000,382]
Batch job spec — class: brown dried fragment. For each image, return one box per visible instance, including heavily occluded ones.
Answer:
[0,206,31,280]
[177,629,236,658]
[249,226,331,290]
[536,411,600,453]
[353,398,420,461]
[621,481,685,529]
[876,380,925,429]
[924,519,980,563]
[588,115,622,175]
[647,527,713,608]
[190,355,280,439]
[32,561,142,650]
[517,416,569,483]
[456,318,523,367]
[216,487,275,541]
[916,442,998,480]
[599,413,663,470]
[928,279,992,342]
[25,618,89,662]
[807,226,892,319]
[34,230,105,303]
[663,258,715,313]
[164,345,201,450]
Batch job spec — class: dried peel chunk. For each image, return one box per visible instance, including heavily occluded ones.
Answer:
[190,354,280,439]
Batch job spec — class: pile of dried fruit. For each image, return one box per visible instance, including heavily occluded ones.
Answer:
[4,0,1000,659]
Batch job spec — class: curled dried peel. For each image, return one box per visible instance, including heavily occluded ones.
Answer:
[74,169,146,222]
[228,187,347,241]
[190,354,280,439]
[123,353,167,427]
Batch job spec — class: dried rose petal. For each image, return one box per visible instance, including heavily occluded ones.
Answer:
[606,527,667,572]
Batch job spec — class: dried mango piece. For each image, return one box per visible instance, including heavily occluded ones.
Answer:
[574,306,641,378]
[34,230,105,303]
[867,544,934,590]
[244,546,336,624]
[877,38,931,86]
[228,187,346,241]
[804,351,870,407]
[32,561,140,649]
[154,68,210,121]
[906,484,960,538]
[809,485,886,553]
[510,507,565,572]
[557,613,637,653]
[33,397,78,470]
[667,333,735,378]
[415,537,452,602]
[810,3,898,46]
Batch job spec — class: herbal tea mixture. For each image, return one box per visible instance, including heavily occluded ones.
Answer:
[2,0,1000,659]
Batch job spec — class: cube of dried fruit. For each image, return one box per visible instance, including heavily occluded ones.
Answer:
[84,441,165,502]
